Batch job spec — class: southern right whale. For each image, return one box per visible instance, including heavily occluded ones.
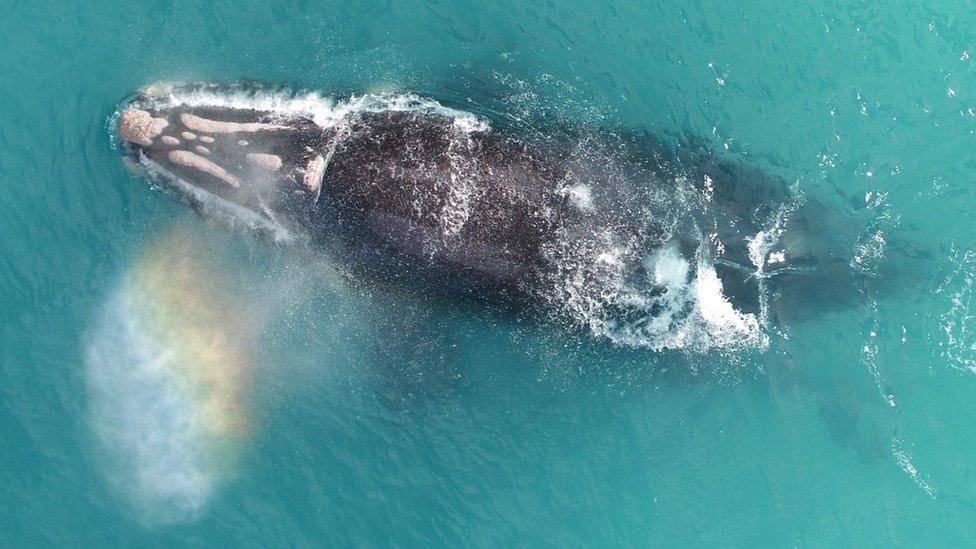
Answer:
[115,82,870,351]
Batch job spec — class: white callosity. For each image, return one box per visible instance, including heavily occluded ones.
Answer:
[302,155,325,193]
[167,150,241,188]
[245,153,283,171]
[118,109,169,146]
[180,113,293,134]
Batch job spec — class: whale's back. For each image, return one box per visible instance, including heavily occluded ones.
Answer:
[321,111,567,291]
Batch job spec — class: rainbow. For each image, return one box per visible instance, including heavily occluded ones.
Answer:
[86,228,256,523]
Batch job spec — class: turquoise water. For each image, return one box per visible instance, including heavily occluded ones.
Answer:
[3,0,976,545]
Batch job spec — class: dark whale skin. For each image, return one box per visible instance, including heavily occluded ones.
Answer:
[315,111,571,302]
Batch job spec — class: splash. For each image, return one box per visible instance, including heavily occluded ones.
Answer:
[936,244,976,374]
[546,234,765,352]
[541,137,771,352]
[85,229,258,524]
[135,81,489,134]
[891,438,936,497]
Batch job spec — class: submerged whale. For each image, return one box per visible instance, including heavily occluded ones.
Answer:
[116,82,865,351]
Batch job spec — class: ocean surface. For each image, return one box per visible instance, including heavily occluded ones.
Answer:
[3,1,976,545]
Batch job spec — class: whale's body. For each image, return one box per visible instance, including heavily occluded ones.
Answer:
[117,83,862,350]
[122,98,573,292]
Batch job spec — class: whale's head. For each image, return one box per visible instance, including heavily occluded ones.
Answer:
[117,85,332,233]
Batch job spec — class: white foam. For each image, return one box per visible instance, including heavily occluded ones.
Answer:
[644,244,690,288]
[745,200,798,327]
[767,250,787,264]
[851,229,886,274]
[937,245,976,373]
[558,183,595,212]
[549,234,764,352]
[691,265,761,344]
[439,129,484,239]
[138,82,490,133]
[542,153,772,352]
[891,438,936,497]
